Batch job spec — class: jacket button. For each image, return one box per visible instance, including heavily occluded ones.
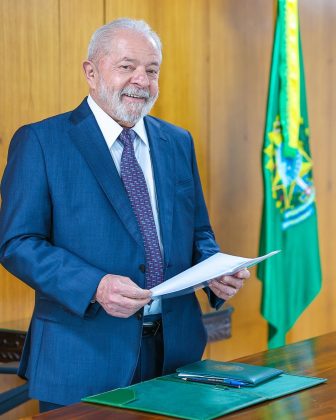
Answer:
[136,311,143,320]
[139,264,146,273]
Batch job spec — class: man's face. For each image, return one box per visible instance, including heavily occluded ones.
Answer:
[86,30,161,127]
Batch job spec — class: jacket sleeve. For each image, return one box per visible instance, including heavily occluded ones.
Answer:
[188,133,224,310]
[0,126,106,317]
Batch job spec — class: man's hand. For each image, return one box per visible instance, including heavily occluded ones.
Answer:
[208,269,250,301]
[96,274,152,318]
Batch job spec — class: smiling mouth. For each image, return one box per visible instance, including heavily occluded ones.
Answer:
[123,93,146,101]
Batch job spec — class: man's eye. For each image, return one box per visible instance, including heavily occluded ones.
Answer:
[120,65,133,70]
[147,69,158,75]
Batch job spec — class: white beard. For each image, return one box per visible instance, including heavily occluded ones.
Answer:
[97,81,158,125]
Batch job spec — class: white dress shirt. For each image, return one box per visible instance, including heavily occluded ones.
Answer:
[87,96,162,315]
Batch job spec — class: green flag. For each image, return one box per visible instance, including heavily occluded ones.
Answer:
[258,0,322,349]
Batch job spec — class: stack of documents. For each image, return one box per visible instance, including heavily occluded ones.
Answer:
[151,250,280,299]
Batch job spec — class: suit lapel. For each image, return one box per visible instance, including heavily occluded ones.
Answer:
[68,101,175,263]
[145,116,175,266]
[68,100,143,247]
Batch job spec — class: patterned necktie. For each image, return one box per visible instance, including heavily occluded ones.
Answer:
[119,128,164,289]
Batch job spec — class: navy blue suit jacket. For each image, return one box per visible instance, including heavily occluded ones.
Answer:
[0,99,221,404]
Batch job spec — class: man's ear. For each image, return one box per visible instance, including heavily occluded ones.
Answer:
[83,60,98,89]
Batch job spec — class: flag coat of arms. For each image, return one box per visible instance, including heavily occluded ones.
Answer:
[258,0,322,349]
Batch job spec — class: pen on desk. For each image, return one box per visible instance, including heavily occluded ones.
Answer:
[180,376,246,388]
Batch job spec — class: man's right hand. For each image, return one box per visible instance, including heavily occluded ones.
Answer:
[95,274,152,318]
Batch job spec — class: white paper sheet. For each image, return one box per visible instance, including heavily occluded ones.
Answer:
[150,250,280,300]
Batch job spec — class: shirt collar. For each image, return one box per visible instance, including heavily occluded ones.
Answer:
[87,95,149,149]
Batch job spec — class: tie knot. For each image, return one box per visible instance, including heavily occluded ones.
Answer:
[119,128,137,147]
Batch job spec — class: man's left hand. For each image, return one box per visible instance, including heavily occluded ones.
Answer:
[208,269,250,301]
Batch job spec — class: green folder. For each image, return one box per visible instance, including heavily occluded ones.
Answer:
[83,377,265,419]
[82,370,326,420]
[176,359,284,385]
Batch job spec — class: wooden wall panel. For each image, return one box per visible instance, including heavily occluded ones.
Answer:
[0,2,59,417]
[0,0,60,168]
[208,0,274,360]
[0,0,60,328]
[59,0,104,111]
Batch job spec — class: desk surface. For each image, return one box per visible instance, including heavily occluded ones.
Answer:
[32,331,336,419]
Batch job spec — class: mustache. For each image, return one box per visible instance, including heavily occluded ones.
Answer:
[119,86,151,100]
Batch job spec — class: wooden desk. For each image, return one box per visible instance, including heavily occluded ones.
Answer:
[32,332,336,419]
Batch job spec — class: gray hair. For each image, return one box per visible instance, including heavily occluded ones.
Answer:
[87,18,162,63]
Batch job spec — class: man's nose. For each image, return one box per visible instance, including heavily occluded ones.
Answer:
[131,67,150,87]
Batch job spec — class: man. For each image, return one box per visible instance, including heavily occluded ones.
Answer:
[0,18,249,412]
